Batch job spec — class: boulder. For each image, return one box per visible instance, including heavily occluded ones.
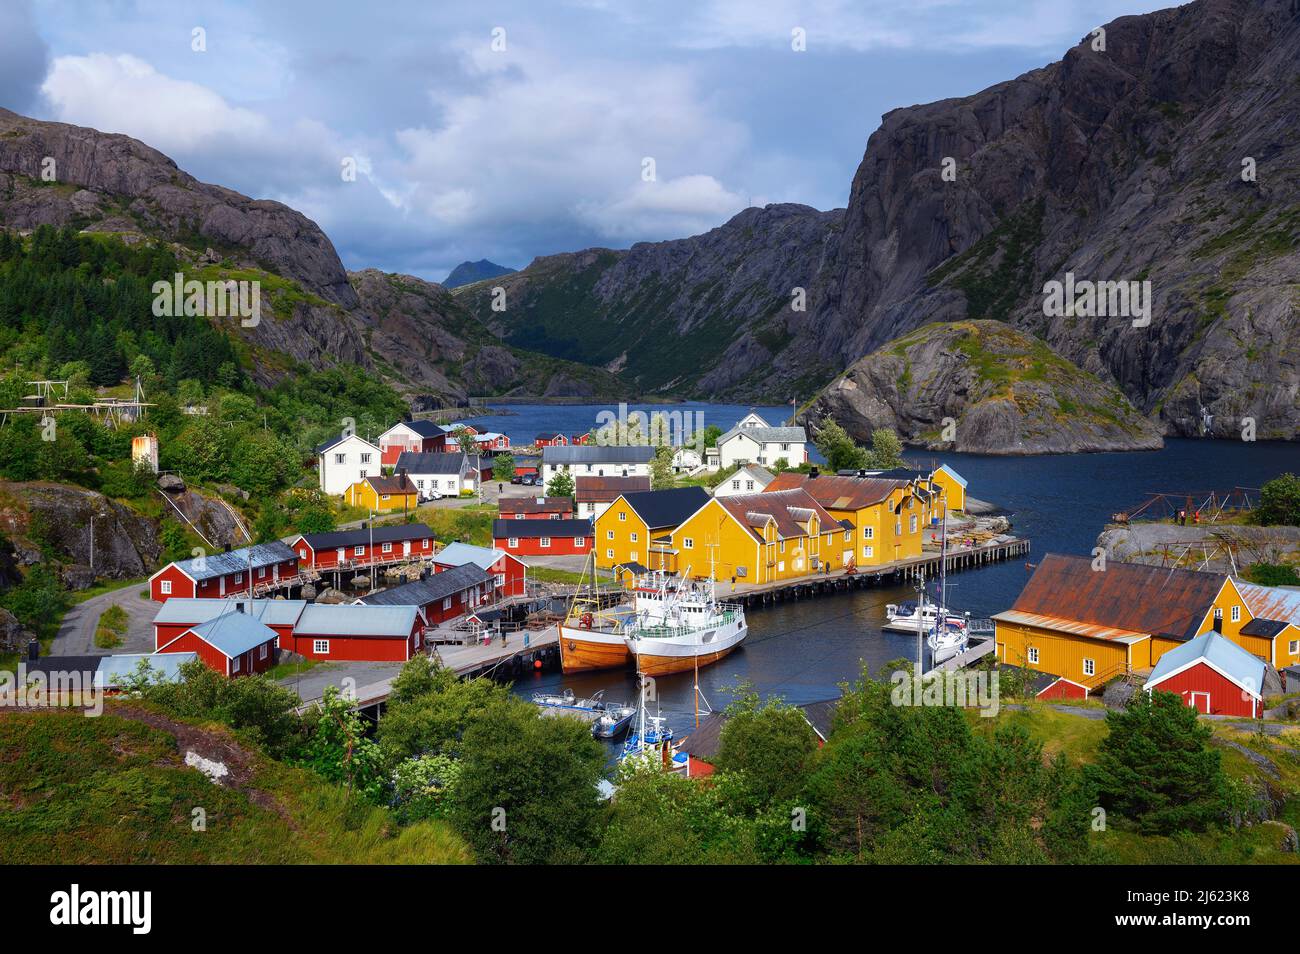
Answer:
[158,474,186,494]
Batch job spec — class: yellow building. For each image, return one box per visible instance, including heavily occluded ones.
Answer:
[345,474,419,514]
[929,464,968,513]
[1192,578,1300,669]
[992,554,1231,692]
[666,488,848,584]
[764,473,927,567]
[594,487,711,572]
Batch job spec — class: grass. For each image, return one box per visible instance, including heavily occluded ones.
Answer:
[92,604,129,650]
[265,657,329,680]
[0,706,471,864]
[527,566,592,585]
[419,504,497,547]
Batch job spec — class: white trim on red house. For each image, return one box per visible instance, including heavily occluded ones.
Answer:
[1145,654,1262,717]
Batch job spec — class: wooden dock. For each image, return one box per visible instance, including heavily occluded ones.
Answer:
[727,537,1031,607]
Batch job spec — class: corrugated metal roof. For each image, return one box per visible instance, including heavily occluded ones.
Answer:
[153,598,308,627]
[1147,631,1266,696]
[295,603,419,637]
[541,445,656,465]
[96,653,196,688]
[189,612,278,657]
[434,542,506,570]
[717,488,839,541]
[718,424,807,445]
[295,523,434,551]
[765,472,908,510]
[575,475,652,501]
[394,451,470,474]
[492,518,592,539]
[500,497,573,514]
[1011,554,1225,640]
[1235,580,1300,627]
[359,563,489,607]
[171,541,298,582]
[992,609,1151,643]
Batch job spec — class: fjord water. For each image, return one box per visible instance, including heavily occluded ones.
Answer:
[467,404,1298,725]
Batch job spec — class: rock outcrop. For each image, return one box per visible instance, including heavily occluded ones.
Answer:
[807,321,1164,454]
[1096,522,1300,574]
[443,259,516,289]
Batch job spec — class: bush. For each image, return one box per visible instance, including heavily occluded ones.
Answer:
[1255,473,1300,526]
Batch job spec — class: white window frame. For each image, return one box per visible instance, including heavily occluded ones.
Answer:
[618,512,626,521]
[442,597,452,610]
[864,526,874,539]
[574,537,585,547]
[606,548,614,559]
[1083,658,1095,677]
[231,655,241,673]
[540,537,551,548]
[508,537,519,548]
[259,643,268,660]
[1027,647,1039,664]
[160,579,172,595]
[313,639,330,655]
[1231,605,1241,622]
[683,537,694,549]
[382,542,393,553]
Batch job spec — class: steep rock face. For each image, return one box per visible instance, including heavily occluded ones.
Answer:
[0,481,161,579]
[444,259,516,288]
[457,204,844,397]
[0,108,357,308]
[807,321,1163,454]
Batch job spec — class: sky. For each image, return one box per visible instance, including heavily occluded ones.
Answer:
[1,0,1175,282]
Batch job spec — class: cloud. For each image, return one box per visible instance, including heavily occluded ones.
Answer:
[0,0,49,113]
[576,175,747,240]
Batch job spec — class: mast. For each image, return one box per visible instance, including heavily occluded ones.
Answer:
[939,492,948,610]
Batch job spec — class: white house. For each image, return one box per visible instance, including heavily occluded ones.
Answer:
[540,445,655,485]
[395,451,478,498]
[714,463,776,498]
[716,413,808,469]
[671,446,703,473]
[317,433,381,496]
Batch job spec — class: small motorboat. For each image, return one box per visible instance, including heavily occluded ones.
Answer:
[532,687,606,712]
[591,704,636,739]
[883,599,947,633]
[927,617,970,664]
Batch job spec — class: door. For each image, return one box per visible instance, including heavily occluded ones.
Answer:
[337,547,345,565]
[1187,691,1210,714]
[219,576,226,597]
[403,541,411,557]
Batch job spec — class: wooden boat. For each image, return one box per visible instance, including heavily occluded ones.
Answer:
[623,560,747,677]
[559,550,633,673]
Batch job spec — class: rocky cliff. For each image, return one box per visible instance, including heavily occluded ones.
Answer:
[807,321,1164,454]
[443,259,516,289]
[0,108,624,406]
[457,0,1300,444]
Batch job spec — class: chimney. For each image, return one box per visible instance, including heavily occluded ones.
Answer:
[236,603,245,613]
[856,469,867,478]
[26,638,38,662]
[809,465,820,478]
[223,543,232,553]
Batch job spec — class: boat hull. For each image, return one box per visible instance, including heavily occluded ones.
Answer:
[559,625,632,673]
[627,618,748,676]
[632,643,741,676]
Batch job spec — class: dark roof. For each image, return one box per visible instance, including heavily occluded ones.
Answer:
[500,497,573,514]
[798,698,840,740]
[1241,617,1289,638]
[493,518,593,539]
[401,419,447,439]
[365,474,417,495]
[542,444,656,465]
[575,475,652,501]
[535,432,564,441]
[359,563,489,607]
[616,486,710,529]
[170,541,297,582]
[677,711,728,761]
[295,523,434,551]
[1012,553,1226,640]
[395,451,469,474]
[999,663,1065,697]
[24,654,100,678]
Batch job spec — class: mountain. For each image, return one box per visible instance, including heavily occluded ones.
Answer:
[443,259,516,288]
[807,321,1164,454]
[0,108,624,406]
[457,0,1300,443]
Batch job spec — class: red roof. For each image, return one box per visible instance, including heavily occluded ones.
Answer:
[715,488,841,541]
[765,472,909,510]
[574,475,652,502]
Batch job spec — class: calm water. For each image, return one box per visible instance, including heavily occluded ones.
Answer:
[484,404,1298,735]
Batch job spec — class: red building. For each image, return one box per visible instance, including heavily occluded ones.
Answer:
[357,562,492,626]
[288,523,435,571]
[535,432,568,447]
[149,542,301,603]
[1145,631,1267,717]
[282,604,424,662]
[155,609,279,677]
[498,496,574,519]
[570,433,593,445]
[492,518,591,556]
[433,542,528,598]
[152,598,307,650]
[377,420,449,466]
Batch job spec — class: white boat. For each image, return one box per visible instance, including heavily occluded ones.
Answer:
[927,616,970,664]
[883,599,949,633]
[623,562,747,677]
[620,675,688,772]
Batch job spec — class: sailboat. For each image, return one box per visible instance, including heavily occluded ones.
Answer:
[925,501,968,663]
[558,550,633,673]
[622,554,748,677]
[619,673,688,773]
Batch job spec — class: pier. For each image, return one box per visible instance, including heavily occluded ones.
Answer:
[727,537,1031,607]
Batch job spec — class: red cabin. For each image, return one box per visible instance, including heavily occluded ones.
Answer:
[282,604,424,662]
[534,432,568,447]
[1145,631,1266,718]
[492,518,591,556]
[378,420,449,466]
[357,563,492,627]
[155,609,279,677]
[288,524,435,572]
[498,496,575,520]
[149,542,300,603]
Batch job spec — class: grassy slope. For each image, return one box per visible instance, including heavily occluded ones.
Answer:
[0,706,470,865]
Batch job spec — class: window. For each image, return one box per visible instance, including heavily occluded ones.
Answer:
[779,540,785,553]
[864,526,874,539]
[354,545,365,555]
[313,639,330,655]
[732,480,740,490]
[382,542,393,553]
[515,514,524,519]
[683,537,694,549]
[630,532,639,542]
[1027,647,1039,664]
[895,521,902,536]
[508,537,519,548]
[1083,658,1095,677]
[234,573,243,584]
[540,537,551,548]
[442,597,452,610]
[495,573,505,588]
[843,530,852,542]
[259,643,268,660]
[361,453,372,464]
[575,537,586,547]
[606,530,614,540]
[1291,640,1299,656]
[231,655,241,673]
[416,479,424,489]
[160,579,172,595]
[257,567,265,578]
[359,469,368,478]
[862,545,874,559]
[746,480,754,490]
[781,443,789,451]
[618,512,626,522]
[1213,607,1223,620]
[381,494,390,501]
[910,515,918,533]
[423,539,431,549]
[1230,605,1241,622]
[606,548,614,559]
[778,561,785,573]
[298,548,307,559]
[334,453,346,464]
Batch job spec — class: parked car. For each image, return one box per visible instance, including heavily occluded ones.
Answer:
[510,474,523,484]
[520,474,539,486]
[421,488,443,501]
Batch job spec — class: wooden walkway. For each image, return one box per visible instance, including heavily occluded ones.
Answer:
[934,638,997,672]
[727,537,1031,607]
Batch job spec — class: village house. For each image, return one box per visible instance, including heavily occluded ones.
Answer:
[281,603,424,662]
[155,609,280,677]
[764,472,925,566]
[434,541,528,598]
[288,523,436,572]
[541,444,655,485]
[149,542,300,603]
[1224,579,1300,669]
[535,432,568,447]
[395,450,478,498]
[715,412,808,470]
[357,562,492,627]
[493,517,592,556]
[667,488,848,583]
[1144,631,1271,717]
[575,475,651,520]
[671,446,703,473]
[714,463,775,498]
[26,652,197,695]
[316,432,381,496]
[992,554,1242,695]
[593,486,710,572]
[377,419,449,465]
[446,423,510,453]
[152,598,308,650]
[344,473,419,513]
[498,496,574,520]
